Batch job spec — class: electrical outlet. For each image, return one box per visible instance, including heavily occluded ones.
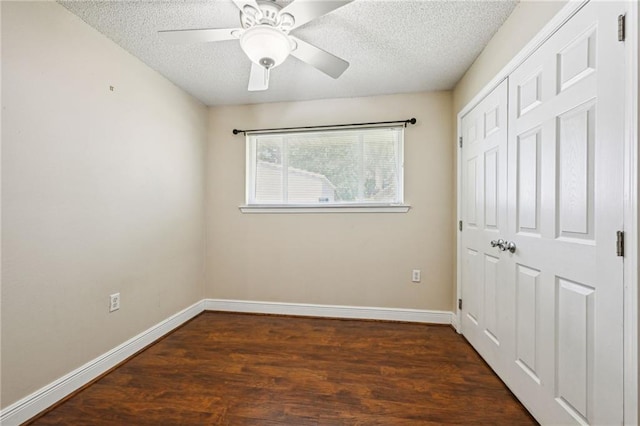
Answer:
[109,293,120,312]
[412,269,421,283]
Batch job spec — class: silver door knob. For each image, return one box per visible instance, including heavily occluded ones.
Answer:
[504,241,516,253]
[490,239,516,253]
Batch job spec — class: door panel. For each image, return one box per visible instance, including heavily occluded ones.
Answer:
[464,248,480,325]
[557,101,595,240]
[485,149,499,229]
[514,263,541,384]
[516,129,541,234]
[461,1,626,424]
[505,1,624,424]
[466,156,479,227]
[460,79,508,370]
[483,253,500,345]
[556,278,595,420]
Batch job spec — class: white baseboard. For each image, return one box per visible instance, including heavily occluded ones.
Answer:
[204,298,455,325]
[0,300,205,426]
[0,298,453,425]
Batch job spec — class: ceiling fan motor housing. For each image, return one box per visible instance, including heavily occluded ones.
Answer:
[240,0,294,31]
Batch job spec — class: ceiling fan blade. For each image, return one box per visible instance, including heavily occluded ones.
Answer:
[158,28,240,44]
[248,62,269,91]
[279,0,354,30]
[290,36,349,79]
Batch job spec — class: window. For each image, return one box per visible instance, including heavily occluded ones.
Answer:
[243,126,408,212]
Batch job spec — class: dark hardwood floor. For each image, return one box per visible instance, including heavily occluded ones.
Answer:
[28,312,536,425]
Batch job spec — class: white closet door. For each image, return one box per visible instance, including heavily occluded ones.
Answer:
[505,1,625,424]
[460,79,508,374]
[460,1,627,424]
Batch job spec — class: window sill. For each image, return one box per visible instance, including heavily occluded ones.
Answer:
[238,204,411,214]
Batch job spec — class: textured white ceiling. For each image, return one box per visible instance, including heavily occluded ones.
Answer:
[59,0,518,106]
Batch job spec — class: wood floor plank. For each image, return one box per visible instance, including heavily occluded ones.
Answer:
[28,312,536,425]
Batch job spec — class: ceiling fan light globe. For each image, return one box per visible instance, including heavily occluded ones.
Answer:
[240,25,293,68]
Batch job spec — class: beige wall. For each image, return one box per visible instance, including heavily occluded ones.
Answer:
[453,0,567,114]
[206,92,454,311]
[1,1,207,408]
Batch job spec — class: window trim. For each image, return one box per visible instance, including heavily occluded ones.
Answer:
[239,204,411,214]
[243,126,406,212]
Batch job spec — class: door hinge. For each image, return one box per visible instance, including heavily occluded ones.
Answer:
[616,231,625,257]
[618,14,626,42]
[458,299,462,310]
[459,220,463,231]
[459,136,463,148]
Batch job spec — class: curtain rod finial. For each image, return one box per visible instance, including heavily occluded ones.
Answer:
[409,118,417,125]
[233,129,241,135]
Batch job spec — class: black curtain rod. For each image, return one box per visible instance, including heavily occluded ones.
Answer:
[232,118,417,135]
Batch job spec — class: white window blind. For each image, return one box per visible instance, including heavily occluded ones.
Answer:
[245,126,404,208]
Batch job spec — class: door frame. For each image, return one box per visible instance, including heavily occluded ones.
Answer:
[454,0,639,423]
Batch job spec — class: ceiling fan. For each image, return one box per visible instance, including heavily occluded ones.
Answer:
[159,0,353,91]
